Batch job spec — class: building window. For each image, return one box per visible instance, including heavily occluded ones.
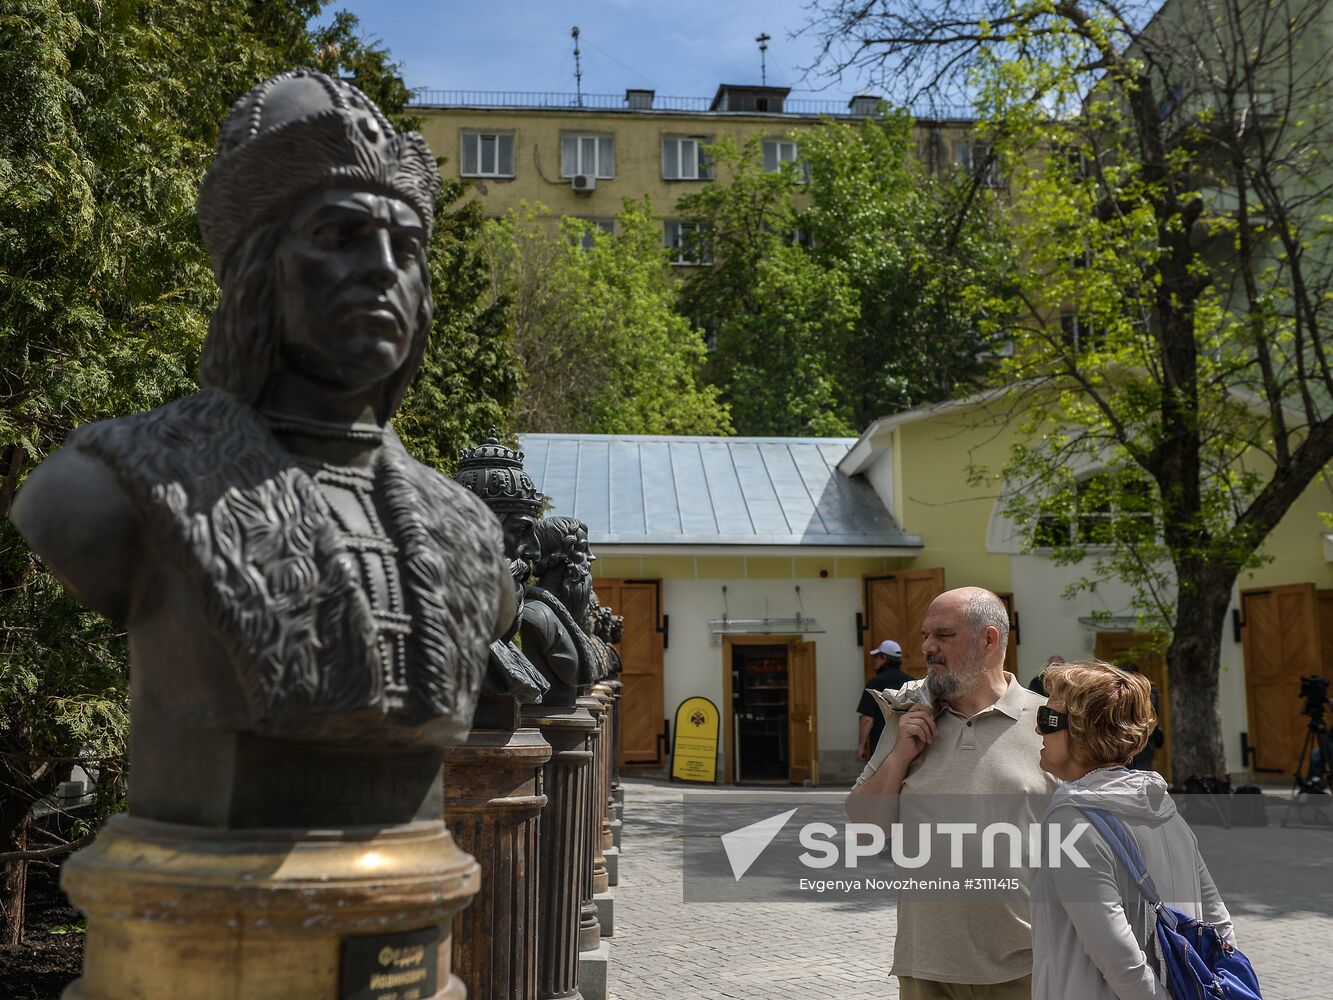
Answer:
[664,220,712,266]
[762,138,800,172]
[573,218,615,250]
[1058,145,1095,180]
[663,135,712,180]
[1033,473,1154,548]
[954,142,1003,187]
[762,222,814,248]
[461,131,515,178]
[562,133,615,179]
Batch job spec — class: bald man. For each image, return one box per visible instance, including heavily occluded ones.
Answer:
[847,587,1056,1000]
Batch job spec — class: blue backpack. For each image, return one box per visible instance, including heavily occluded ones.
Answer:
[1076,807,1263,1000]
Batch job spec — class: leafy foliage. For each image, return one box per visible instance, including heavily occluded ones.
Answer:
[810,0,1333,777]
[486,199,731,436]
[678,120,1013,435]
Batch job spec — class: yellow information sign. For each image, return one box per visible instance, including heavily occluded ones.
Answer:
[670,697,720,784]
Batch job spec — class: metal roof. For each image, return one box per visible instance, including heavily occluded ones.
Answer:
[519,433,922,549]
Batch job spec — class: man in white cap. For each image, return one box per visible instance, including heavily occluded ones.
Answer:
[857,639,913,761]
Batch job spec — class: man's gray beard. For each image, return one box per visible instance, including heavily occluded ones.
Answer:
[925,669,965,704]
[925,648,987,704]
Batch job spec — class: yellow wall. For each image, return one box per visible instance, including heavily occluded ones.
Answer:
[415,105,979,228]
[1240,470,1333,590]
[590,554,893,581]
[892,404,1015,594]
[886,395,1333,597]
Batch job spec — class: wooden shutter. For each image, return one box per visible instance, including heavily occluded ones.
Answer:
[787,640,818,785]
[862,568,947,680]
[1241,584,1321,773]
[995,592,1019,673]
[594,579,665,766]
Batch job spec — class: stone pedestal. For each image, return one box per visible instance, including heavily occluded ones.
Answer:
[594,684,614,860]
[577,693,608,952]
[607,682,621,832]
[61,814,476,1000]
[608,679,622,796]
[594,890,615,937]
[526,703,596,1000]
[604,846,619,887]
[445,728,552,1000]
[576,940,610,1000]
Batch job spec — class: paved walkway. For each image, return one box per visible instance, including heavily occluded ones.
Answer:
[607,778,1333,1000]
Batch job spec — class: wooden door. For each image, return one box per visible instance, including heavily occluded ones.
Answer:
[594,579,665,766]
[863,568,946,679]
[995,592,1019,673]
[1240,583,1322,774]
[1094,632,1172,783]
[788,640,818,785]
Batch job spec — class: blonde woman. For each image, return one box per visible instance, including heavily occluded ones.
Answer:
[1031,661,1236,1000]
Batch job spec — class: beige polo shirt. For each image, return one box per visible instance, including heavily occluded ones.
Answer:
[853,673,1057,985]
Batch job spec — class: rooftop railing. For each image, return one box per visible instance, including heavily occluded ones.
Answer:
[408,89,976,120]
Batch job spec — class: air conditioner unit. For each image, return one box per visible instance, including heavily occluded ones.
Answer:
[572,174,596,192]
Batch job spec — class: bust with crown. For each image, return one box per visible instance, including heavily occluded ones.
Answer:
[9,70,509,998]
[454,433,551,729]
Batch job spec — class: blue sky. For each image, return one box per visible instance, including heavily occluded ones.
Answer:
[317,1,879,103]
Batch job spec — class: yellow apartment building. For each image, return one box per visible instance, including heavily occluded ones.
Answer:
[412,85,991,257]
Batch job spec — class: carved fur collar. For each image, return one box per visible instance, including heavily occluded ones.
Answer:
[70,388,504,745]
[522,584,601,687]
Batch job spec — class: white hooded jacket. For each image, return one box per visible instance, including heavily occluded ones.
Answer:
[1031,768,1236,1000]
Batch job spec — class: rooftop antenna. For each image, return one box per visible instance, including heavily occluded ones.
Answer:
[571,26,583,108]
[756,32,771,86]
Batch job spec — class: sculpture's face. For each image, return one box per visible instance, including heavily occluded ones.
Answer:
[275,188,427,392]
[558,526,595,618]
[499,512,540,582]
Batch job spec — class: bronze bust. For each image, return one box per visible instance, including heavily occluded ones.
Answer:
[10,70,511,828]
[519,516,600,706]
[454,434,550,728]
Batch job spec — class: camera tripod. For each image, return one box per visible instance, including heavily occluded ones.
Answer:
[1282,710,1333,827]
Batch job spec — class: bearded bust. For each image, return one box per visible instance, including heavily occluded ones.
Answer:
[10,70,511,827]
[519,516,601,707]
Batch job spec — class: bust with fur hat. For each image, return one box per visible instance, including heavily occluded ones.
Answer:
[10,70,512,829]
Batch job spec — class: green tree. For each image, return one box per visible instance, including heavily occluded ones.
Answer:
[801,113,1014,420]
[0,0,515,943]
[678,123,1012,436]
[675,136,857,436]
[486,199,731,436]
[810,0,1333,778]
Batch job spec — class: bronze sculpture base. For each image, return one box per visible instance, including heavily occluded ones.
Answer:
[445,727,552,1000]
[577,694,607,954]
[526,703,596,1000]
[61,814,477,999]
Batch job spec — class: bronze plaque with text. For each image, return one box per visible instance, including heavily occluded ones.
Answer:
[340,925,440,1000]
